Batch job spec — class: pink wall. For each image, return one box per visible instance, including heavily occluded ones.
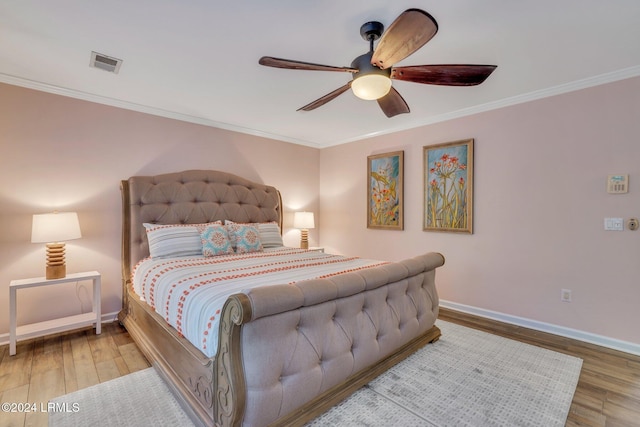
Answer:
[320,76,640,346]
[2,77,638,350]
[0,83,320,336]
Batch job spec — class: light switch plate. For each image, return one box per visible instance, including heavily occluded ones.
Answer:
[604,218,624,231]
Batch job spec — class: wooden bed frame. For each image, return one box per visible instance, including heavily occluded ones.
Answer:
[119,170,444,427]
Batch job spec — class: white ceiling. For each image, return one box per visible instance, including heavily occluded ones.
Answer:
[2,1,640,148]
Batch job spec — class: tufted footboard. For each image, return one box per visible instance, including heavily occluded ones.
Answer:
[216,252,444,427]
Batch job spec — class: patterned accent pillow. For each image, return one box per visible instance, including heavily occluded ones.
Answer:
[225,220,283,248]
[226,224,263,254]
[144,222,221,259]
[200,224,234,257]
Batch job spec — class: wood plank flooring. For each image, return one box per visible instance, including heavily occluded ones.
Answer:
[0,322,149,427]
[1,312,639,426]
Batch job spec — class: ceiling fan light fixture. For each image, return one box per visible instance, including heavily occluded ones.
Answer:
[350,51,392,100]
[259,9,496,116]
[351,74,392,100]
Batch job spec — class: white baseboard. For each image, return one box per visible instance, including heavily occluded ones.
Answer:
[5,305,638,357]
[0,311,120,348]
[440,300,640,357]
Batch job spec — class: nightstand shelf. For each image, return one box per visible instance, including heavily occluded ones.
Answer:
[9,270,101,356]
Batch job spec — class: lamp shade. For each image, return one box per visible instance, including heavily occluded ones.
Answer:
[293,211,315,229]
[31,212,82,243]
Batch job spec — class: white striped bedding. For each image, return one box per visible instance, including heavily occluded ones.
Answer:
[131,247,387,357]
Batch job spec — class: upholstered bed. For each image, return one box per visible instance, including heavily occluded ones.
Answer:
[119,170,445,427]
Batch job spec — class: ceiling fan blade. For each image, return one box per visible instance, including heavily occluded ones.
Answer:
[377,87,410,118]
[259,56,357,73]
[371,9,438,69]
[298,83,352,111]
[391,64,497,86]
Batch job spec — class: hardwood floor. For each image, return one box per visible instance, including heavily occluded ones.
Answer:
[0,322,149,427]
[1,313,638,426]
[439,308,640,427]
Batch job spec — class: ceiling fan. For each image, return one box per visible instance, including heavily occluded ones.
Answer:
[259,9,497,118]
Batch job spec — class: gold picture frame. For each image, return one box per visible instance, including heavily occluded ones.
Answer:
[367,151,404,230]
[424,139,474,233]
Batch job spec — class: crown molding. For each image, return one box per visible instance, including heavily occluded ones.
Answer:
[325,65,640,147]
[3,65,640,149]
[0,73,323,148]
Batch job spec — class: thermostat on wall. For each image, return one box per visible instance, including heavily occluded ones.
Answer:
[607,174,628,194]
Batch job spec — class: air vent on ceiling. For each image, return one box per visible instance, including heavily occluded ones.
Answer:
[90,51,122,74]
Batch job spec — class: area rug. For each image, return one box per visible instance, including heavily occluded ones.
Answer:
[49,321,582,427]
[48,367,194,427]
[306,320,583,426]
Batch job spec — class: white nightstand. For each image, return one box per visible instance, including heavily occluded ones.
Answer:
[308,247,325,253]
[9,270,101,356]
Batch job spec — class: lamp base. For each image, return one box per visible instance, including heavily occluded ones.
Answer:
[46,264,66,280]
[45,242,67,279]
[299,229,309,250]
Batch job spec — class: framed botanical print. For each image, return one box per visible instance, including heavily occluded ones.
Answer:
[367,151,404,230]
[424,139,473,233]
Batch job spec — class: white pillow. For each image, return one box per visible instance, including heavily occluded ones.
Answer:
[144,222,221,258]
[257,222,284,248]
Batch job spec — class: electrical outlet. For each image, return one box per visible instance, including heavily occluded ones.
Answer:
[561,289,572,303]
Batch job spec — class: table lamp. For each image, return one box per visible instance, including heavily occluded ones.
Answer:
[31,212,82,279]
[293,211,315,249]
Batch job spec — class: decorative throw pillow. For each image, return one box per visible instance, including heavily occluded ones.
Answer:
[200,224,234,257]
[226,223,263,254]
[143,221,222,259]
[225,220,283,248]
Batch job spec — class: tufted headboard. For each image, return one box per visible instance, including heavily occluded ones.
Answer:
[120,170,283,284]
